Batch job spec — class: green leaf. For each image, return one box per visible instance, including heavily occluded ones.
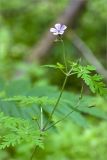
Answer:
[42,63,65,73]
[3,96,57,106]
[42,64,58,69]
[56,62,65,69]
[0,112,43,149]
[69,62,106,95]
[86,65,96,71]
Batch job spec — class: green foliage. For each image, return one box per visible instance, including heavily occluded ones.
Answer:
[1,120,106,160]
[0,0,106,158]
[0,112,44,150]
[0,79,107,128]
[70,62,106,95]
[44,61,106,95]
[41,121,107,160]
[3,96,57,106]
[43,62,65,70]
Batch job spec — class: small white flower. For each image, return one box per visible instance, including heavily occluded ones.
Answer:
[50,23,67,35]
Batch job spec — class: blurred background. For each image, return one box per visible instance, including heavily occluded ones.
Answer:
[0,0,107,159]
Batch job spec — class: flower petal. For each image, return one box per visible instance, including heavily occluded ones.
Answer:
[60,25,67,31]
[50,28,57,33]
[55,23,61,30]
[53,31,59,35]
[59,31,64,35]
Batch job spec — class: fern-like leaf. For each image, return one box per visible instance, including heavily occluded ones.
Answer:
[70,62,106,95]
[3,96,57,106]
[0,112,44,149]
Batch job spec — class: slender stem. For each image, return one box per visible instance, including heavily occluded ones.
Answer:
[45,98,81,131]
[43,36,69,130]
[43,75,68,130]
[58,36,68,72]
[61,39,68,72]
[45,85,84,131]
[59,68,67,75]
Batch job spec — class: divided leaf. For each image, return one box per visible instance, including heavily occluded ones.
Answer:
[3,96,57,106]
[0,112,43,149]
[69,62,106,95]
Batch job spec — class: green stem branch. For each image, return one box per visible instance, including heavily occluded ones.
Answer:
[61,39,68,72]
[43,75,68,130]
[45,85,84,131]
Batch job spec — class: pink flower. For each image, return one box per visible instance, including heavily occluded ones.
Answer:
[50,23,67,35]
